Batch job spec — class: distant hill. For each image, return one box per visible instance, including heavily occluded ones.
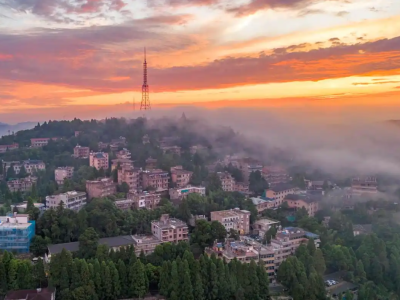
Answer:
[0,122,37,137]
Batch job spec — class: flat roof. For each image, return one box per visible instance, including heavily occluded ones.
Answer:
[269,183,296,192]
[255,218,280,225]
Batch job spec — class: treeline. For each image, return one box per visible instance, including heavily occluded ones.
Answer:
[0,252,46,297]
[47,241,270,300]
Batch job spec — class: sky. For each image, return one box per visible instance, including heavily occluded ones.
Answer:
[1,0,400,123]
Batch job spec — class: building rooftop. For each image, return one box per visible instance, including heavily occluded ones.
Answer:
[152,215,187,229]
[48,235,137,255]
[5,287,56,300]
[132,235,161,245]
[269,183,296,193]
[255,218,280,225]
[284,193,321,203]
[353,224,373,234]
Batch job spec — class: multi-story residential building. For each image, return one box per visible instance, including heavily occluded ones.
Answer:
[265,184,298,206]
[254,218,280,237]
[128,191,161,209]
[55,166,74,185]
[145,157,157,170]
[234,181,250,195]
[3,160,46,175]
[86,177,117,199]
[89,152,109,170]
[161,145,181,156]
[0,213,35,253]
[110,137,127,151]
[151,214,189,243]
[118,165,141,193]
[217,171,235,192]
[171,166,193,188]
[98,142,109,150]
[210,208,251,235]
[0,143,19,153]
[283,194,321,217]
[11,202,46,213]
[73,144,90,158]
[132,234,163,255]
[111,158,133,171]
[114,199,134,210]
[7,176,37,192]
[262,166,289,186]
[169,185,206,201]
[116,148,131,159]
[141,169,169,192]
[271,227,320,268]
[351,177,378,195]
[251,196,276,213]
[46,191,87,211]
[30,137,58,147]
[205,237,276,280]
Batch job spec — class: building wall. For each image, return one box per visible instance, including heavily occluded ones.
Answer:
[151,215,189,242]
[55,167,74,185]
[118,166,141,192]
[46,192,87,211]
[210,209,251,234]
[141,170,169,191]
[0,216,35,253]
[283,199,320,216]
[73,146,90,158]
[86,178,116,199]
[265,187,297,205]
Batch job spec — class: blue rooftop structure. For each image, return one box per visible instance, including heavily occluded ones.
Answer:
[0,215,35,253]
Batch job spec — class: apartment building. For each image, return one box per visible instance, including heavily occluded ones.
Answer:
[210,208,251,235]
[7,176,37,192]
[205,237,276,280]
[171,166,193,188]
[0,213,35,253]
[3,160,46,175]
[351,177,378,196]
[217,171,235,192]
[114,199,134,210]
[86,177,117,199]
[132,235,163,255]
[265,184,298,206]
[46,191,87,211]
[271,227,320,268]
[128,191,161,209]
[141,169,169,192]
[111,158,133,171]
[151,214,189,243]
[118,165,141,193]
[89,152,109,170]
[169,185,206,201]
[251,196,276,213]
[30,137,58,147]
[0,143,18,153]
[254,218,280,237]
[283,194,321,217]
[262,166,289,186]
[55,166,74,185]
[73,145,90,158]
[234,181,250,195]
[116,148,131,159]
[145,157,157,170]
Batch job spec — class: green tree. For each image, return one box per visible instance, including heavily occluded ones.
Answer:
[0,261,8,296]
[7,259,19,290]
[206,173,222,193]
[194,272,204,300]
[30,236,51,257]
[181,260,194,300]
[6,164,16,179]
[249,170,269,195]
[79,227,99,259]
[129,260,148,298]
[313,249,326,275]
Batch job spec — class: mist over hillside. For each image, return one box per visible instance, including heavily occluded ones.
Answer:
[0,122,36,137]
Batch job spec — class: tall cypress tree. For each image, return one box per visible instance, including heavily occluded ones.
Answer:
[159,261,170,297]
[0,261,8,296]
[129,260,148,298]
[246,260,260,300]
[208,261,218,300]
[7,260,19,291]
[181,260,194,300]
[101,262,113,300]
[257,265,270,300]
[216,259,228,300]
[117,259,127,298]
[109,262,121,299]
[170,261,180,298]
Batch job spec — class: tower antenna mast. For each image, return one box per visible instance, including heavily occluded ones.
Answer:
[140,47,151,110]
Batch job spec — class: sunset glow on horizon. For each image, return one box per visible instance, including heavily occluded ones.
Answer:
[1,0,400,122]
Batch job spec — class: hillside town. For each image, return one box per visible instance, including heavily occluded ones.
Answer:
[0,117,397,300]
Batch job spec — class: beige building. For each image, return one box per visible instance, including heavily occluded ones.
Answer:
[55,167,74,185]
[351,177,378,196]
[238,157,263,182]
[3,160,46,175]
[128,191,161,209]
[169,185,206,201]
[46,191,87,211]
[254,218,280,237]
[210,208,251,235]
[111,158,133,171]
[116,148,131,159]
[171,166,193,188]
[30,137,58,147]
[234,181,250,195]
[161,145,181,156]
[118,165,141,193]
[7,176,37,192]
[151,214,189,243]
[89,152,109,170]
[217,171,235,192]
[132,235,163,255]
[265,184,298,206]
[145,157,157,170]
[141,169,169,192]
[73,145,90,158]
[86,177,116,199]
[283,194,321,217]
[114,199,134,210]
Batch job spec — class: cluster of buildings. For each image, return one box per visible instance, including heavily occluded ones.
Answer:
[3,159,46,175]
[205,223,320,282]
[217,171,250,195]
[30,137,58,147]
[0,143,18,153]
[46,191,87,211]
[46,214,188,260]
